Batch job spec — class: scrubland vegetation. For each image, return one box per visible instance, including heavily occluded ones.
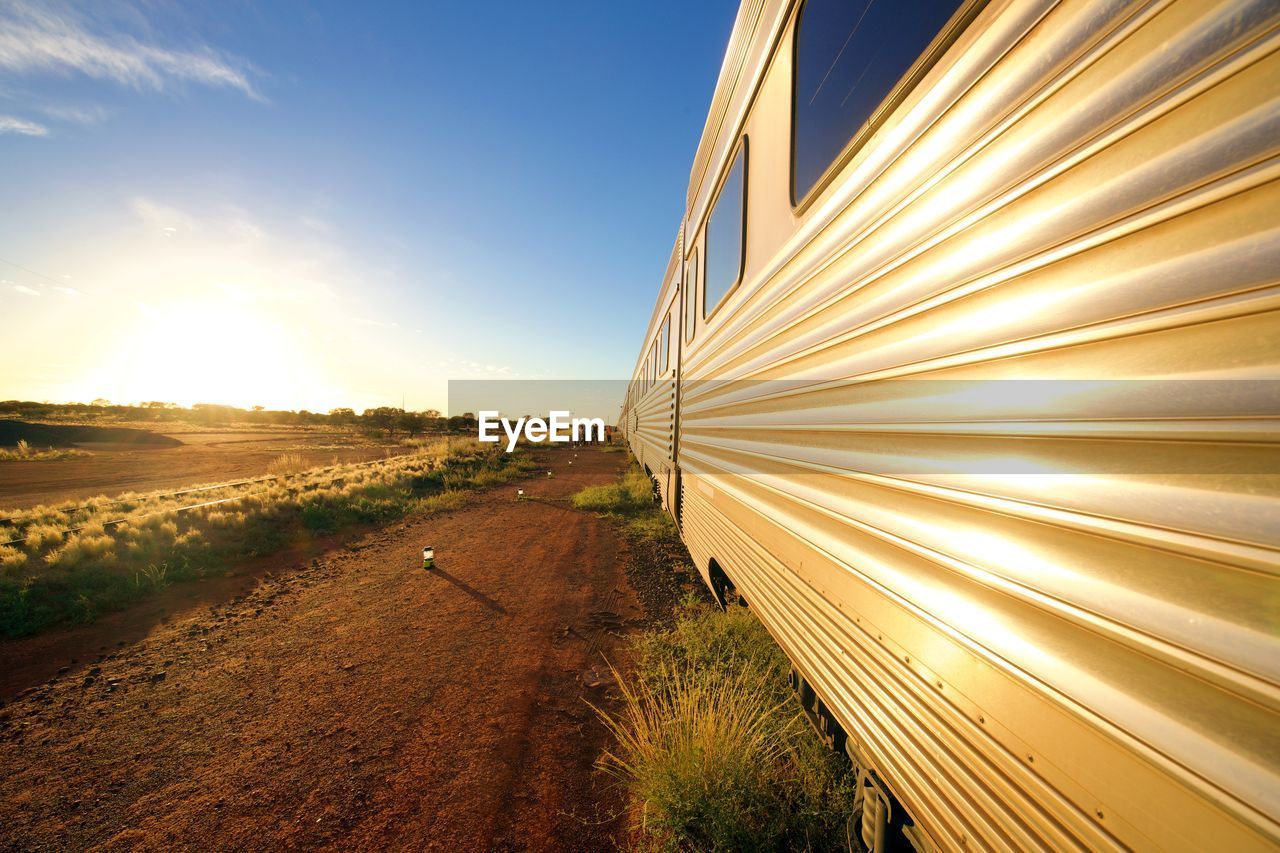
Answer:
[575,464,858,851]
[0,440,90,462]
[0,399,477,436]
[0,439,537,637]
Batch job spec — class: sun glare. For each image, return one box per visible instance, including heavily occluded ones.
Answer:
[77,297,337,410]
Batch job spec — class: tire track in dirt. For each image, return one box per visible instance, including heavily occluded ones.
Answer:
[0,448,640,851]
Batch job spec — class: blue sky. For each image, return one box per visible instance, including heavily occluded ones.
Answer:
[0,0,737,412]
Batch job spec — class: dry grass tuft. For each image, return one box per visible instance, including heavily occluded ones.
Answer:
[596,600,858,851]
[0,440,91,461]
[0,546,27,575]
[21,523,64,550]
[45,533,116,569]
[267,452,309,476]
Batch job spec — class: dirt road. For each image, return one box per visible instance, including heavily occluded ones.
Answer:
[0,447,641,851]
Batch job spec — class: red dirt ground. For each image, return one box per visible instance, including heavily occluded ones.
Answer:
[0,447,643,851]
[0,430,399,511]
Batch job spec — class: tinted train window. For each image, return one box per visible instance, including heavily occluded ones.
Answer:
[704,142,746,319]
[659,316,670,374]
[793,0,963,203]
[685,251,699,342]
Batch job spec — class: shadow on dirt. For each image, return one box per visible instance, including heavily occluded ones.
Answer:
[428,566,509,615]
[0,419,183,449]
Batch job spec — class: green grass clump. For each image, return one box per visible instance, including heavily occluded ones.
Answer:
[633,598,788,684]
[571,461,679,543]
[597,599,857,851]
[571,466,653,513]
[418,490,469,514]
[623,510,678,542]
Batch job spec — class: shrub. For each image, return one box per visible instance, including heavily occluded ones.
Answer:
[301,501,339,531]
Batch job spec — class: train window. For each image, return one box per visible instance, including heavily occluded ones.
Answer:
[792,0,965,204]
[659,316,670,375]
[706,140,747,317]
[684,250,699,343]
[703,141,747,319]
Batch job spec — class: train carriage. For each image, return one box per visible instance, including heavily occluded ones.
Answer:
[625,230,684,513]
[620,0,1280,849]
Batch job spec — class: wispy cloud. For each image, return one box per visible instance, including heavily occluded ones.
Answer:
[12,283,41,296]
[435,356,520,378]
[299,215,331,234]
[54,285,79,296]
[131,197,195,236]
[0,113,48,135]
[0,1,263,101]
[37,102,109,124]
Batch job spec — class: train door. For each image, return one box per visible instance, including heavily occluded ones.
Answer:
[673,240,697,530]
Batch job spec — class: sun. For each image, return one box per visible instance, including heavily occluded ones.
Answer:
[81,295,337,411]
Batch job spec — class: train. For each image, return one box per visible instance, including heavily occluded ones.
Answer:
[617,0,1280,849]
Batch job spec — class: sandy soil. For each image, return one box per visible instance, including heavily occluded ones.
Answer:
[0,448,641,851]
[0,430,401,511]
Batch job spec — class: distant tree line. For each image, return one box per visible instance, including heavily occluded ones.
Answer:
[0,400,478,438]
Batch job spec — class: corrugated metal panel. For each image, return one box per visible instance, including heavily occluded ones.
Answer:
[685,0,784,228]
[666,0,1280,849]
[628,233,683,510]
[634,377,675,467]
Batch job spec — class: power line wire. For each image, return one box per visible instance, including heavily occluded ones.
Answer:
[0,255,72,288]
